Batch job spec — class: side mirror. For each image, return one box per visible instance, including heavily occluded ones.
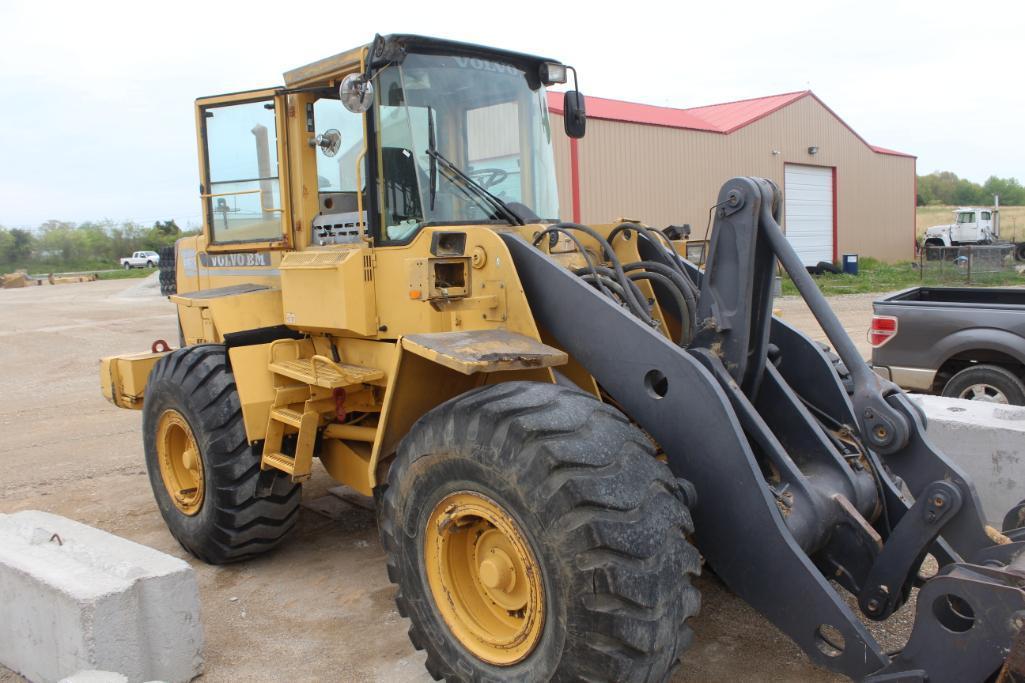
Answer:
[340,73,374,113]
[563,90,586,139]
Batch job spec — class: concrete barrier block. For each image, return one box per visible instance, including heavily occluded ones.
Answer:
[911,395,1025,525]
[0,511,203,683]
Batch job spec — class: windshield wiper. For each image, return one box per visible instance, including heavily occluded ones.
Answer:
[427,107,437,211]
[426,148,524,226]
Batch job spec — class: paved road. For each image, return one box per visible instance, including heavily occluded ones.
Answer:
[1,278,900,682]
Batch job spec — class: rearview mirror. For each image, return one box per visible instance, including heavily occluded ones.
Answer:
[563,90,586,139]
[340,73,374,113]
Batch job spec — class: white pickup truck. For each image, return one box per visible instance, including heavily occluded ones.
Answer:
[119,250,160,269]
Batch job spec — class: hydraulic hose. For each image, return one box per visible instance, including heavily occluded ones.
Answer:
[623,261,696,344]
[537,222,650,322]
[532,226,614,300]
[573,265,652,319]
[627,271,691,346]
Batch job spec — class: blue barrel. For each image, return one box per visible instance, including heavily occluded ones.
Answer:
[842,253,859,275]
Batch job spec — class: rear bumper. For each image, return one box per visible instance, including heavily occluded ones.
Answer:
[100,350,170,409]
[872,364,936,391]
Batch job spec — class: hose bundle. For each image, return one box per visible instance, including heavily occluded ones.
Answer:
[532,222,699,346]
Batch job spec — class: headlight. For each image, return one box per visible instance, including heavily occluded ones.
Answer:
[539,62,567,86]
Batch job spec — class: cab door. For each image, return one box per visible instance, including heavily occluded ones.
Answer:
[194,89,293,288]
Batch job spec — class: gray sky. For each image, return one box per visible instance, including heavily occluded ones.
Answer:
[1,0,1021,228]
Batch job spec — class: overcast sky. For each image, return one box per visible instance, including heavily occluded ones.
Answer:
[1,0,1021,228]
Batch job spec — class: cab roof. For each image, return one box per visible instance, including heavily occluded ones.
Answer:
[283,34,560,89]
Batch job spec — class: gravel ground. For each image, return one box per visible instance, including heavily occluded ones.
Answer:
[0,278,910,682]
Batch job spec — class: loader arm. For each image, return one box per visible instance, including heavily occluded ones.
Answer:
[502,176,1025,682]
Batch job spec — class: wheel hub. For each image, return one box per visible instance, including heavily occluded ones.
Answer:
[960,383,1008,404]
[424,491,544,665]
[156,409,205,515]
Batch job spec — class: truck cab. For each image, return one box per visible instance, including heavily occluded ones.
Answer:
[923,206,1000,247]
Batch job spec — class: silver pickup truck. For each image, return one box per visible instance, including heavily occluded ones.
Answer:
[870,287,1025,405]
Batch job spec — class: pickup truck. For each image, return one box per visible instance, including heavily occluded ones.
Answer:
[119,251,160,269]
[870,287,1025,405]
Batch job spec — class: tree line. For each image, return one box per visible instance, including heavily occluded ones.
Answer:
[0,220,195,272]
[917,172,1025,207]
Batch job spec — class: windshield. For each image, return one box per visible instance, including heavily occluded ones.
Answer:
[375,52,560,241]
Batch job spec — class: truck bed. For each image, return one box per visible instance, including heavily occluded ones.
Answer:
[881,286,1025,309]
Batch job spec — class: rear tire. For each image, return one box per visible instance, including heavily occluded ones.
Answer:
[940,364,1025,406]
[158,246,176,296]
[1016,243,1025,263]
[142,344,300,563]
[379,381,700,682]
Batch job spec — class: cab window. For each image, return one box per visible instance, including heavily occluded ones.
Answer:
[202,98,284,243]
[981,211,991,221]
[309,98,368,245]
[957,212,975,224]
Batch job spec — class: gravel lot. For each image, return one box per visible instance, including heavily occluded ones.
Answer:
[0,278,903,682]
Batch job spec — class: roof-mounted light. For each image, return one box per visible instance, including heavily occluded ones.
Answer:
[539,62,567,86]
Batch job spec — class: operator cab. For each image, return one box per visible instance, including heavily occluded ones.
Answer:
[193,35,586,255]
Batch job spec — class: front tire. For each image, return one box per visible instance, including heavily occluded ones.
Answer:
[941,364,1025,406]
[379,381,700,682]
[142,344,300,563]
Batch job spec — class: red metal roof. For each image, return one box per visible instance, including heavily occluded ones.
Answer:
[547,90,914,158]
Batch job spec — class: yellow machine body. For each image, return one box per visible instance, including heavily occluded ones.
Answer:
[99,39,684,500]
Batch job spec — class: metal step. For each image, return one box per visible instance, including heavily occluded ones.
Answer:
[262,450,298,475]
[270,407,304,428]
[268,356,383,389]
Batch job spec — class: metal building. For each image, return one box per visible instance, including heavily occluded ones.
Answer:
[547,91,916,264]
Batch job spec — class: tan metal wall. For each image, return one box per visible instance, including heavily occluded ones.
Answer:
[552,96,916,262]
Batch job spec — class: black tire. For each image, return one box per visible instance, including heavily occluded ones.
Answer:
[124,262,132,270]
[940,364,1025,406]
[1002,499,1025,533]
[816,260,843,275]
[142,344,300,563]
[379,381,701,682]
[158,246,176,296]
[1015,243,1025,263]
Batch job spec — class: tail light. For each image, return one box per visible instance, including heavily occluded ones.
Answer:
[868,315,898,348]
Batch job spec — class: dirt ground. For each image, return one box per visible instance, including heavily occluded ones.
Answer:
[0,278,892,682]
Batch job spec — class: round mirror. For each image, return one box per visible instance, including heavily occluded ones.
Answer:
[340,73,374,113]
[316,129,342,157]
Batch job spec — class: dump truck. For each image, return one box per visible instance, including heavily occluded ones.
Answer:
[101,34,1025,682]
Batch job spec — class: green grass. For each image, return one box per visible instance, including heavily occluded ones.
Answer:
[95,268,157,280]
[3,262,157,281]
[780,257,1024,296]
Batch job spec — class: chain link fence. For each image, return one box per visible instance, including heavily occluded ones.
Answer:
[919,244,1022,285]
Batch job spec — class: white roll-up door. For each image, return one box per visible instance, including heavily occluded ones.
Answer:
[784,164,834,266]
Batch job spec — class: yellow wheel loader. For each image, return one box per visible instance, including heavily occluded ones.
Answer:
[101,34,1025,682]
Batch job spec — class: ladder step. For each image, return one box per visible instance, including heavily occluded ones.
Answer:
[273,384,310,406]
[262,451,296,474]
[268,357,384,389]
[270,407,304,428]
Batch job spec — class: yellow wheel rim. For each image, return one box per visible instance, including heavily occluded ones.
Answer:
[424,491,545,665]
[156,409,205,516]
